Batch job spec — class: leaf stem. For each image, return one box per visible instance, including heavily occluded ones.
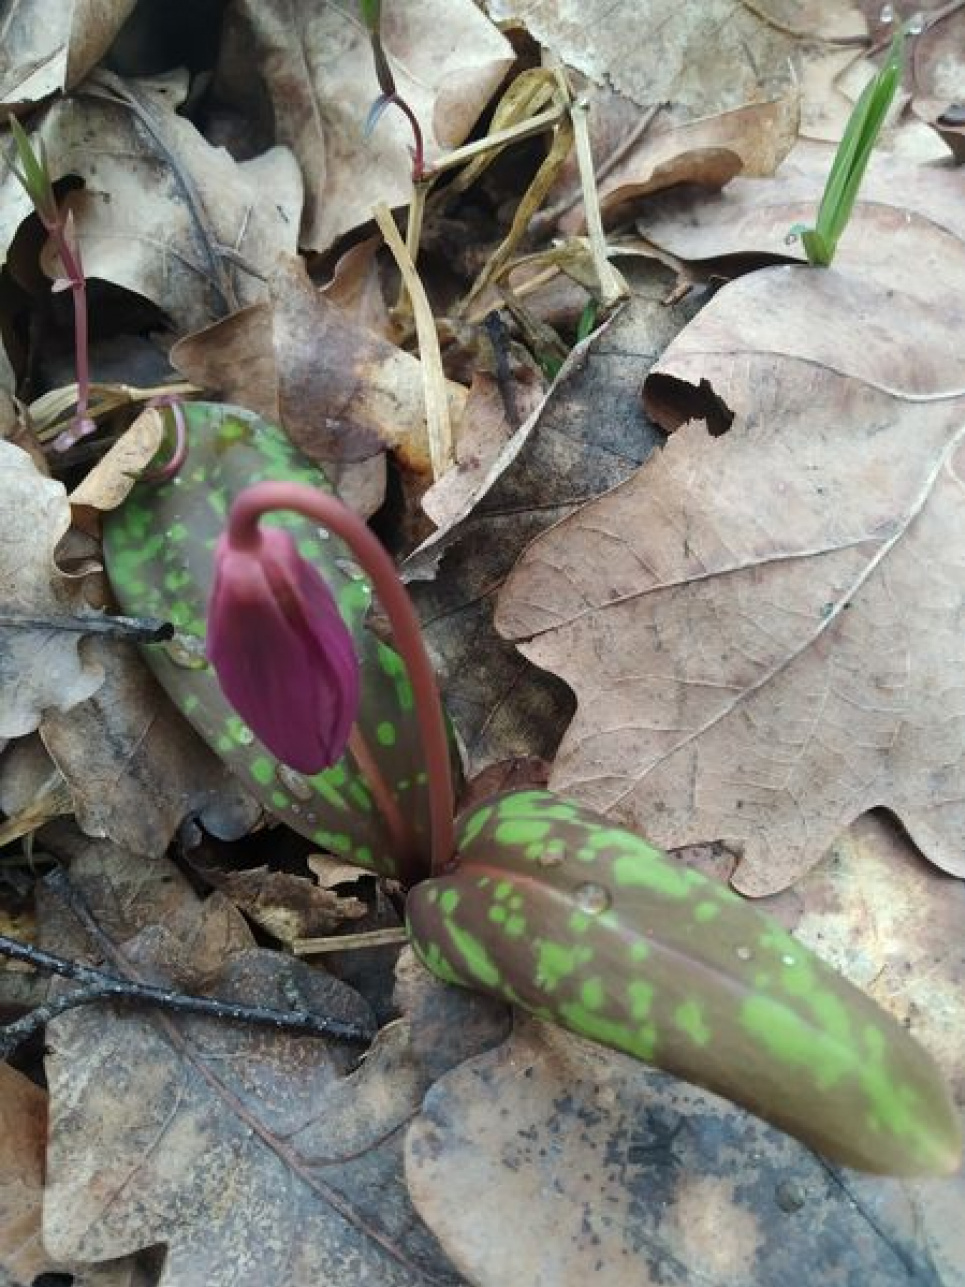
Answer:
[228,482,455,884]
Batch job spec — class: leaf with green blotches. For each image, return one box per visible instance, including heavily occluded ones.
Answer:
[406,789,961,1177]
[103,401,450,882]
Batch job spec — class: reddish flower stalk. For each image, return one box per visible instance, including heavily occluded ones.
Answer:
[8,120,94,450]
[47,215,95,451]
[221,482,455,878]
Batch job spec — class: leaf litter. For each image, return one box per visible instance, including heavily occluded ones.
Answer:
[0,2,963,1283]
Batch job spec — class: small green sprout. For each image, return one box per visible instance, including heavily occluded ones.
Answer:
[791,30,905,266]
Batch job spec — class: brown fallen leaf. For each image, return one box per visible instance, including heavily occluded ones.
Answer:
[0,0,134,106]
[68,406,167,520]
[171,257,467,480]
[485,0,861,116]
[408,1015,959,1287]
[913,97,965,163]
[192,863,367,947]
[0,1064,48,1285]
[11,72,303,334]
[39,639,260,858]
[0,442,104,739]
[35,838,506,1285]
[555,95,799,235]
[216,0,513,251]
[631,142,965,273]
[496,235,965,893]
[405,259,700,775]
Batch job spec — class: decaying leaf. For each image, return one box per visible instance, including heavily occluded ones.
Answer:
[408,1017,959,1287]
[0,0,134,106]
[170,258,467,477]
[0,441,104,738]
[406,259,700,774]
[217,0,513,251]
[36,839,507,1286]
[193,863,367,946]
[3,73,303,334]
[484,0,862,117]
[497,235,965,894]
[39,637,260,858]
[0,1064,48,1285]
[67,407,167,518]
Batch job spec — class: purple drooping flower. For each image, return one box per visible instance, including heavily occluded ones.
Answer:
[207,524,360,774]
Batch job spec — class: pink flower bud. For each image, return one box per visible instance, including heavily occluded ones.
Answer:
[206,525,360,774]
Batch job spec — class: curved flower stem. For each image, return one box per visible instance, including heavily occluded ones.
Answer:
[228,482,455,882]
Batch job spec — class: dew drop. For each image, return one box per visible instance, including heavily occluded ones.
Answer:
[781,953,796,966]
[879,2,894,22]
[276,763,314,801]
[574,882,611,915]
[164,634,208,670]
[235,724,255,746]
[906,11,924,33]
[735,945,753,962]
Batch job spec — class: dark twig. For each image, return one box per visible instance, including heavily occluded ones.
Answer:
[0,611,173,643]
[0,932,375,1058]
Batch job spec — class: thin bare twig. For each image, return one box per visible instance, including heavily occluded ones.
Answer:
[0,929,374,1058]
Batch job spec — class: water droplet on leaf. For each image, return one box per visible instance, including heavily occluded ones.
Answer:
[781,953,796,966]
[276,763,314,801]
[164,634,208,670]
[574,882,611,915]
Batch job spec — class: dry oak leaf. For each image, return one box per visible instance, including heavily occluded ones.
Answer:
[39,637,260,858]
[6,72,303,334]
[408,1019,952,1287]
[0,441,104,738]
[484,0,862,116]
[496,258,965,896]
[0,0,134,106]
[0,1064,48,1285]
[38,866,504,1287]
[221,0,513,252]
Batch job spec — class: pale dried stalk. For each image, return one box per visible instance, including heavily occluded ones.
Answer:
[374,202,454,478]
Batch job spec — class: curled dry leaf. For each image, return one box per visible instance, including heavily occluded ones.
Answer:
[556,95,799,235]
[9,73,303,334]
[170,257,467,479]
[193,864,367,947]
[68,406,167,519]
[497,215,965,893]
[0,0,135,106]
[220,0,513,251]
[0,442,104,739]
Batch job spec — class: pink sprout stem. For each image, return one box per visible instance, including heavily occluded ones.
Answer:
[48,223,94,452]
[228,482,455,881]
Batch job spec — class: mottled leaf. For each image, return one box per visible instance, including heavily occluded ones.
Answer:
[406,790,961,1176]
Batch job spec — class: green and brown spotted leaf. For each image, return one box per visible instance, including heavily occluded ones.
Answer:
[103,402,443,880]
[406,789,961,1177]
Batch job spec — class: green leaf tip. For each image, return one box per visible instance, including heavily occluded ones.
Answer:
[793,29,905,267]
[407,789,962,1177]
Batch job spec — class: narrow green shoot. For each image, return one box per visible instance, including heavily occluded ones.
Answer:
[792,30,905,266]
